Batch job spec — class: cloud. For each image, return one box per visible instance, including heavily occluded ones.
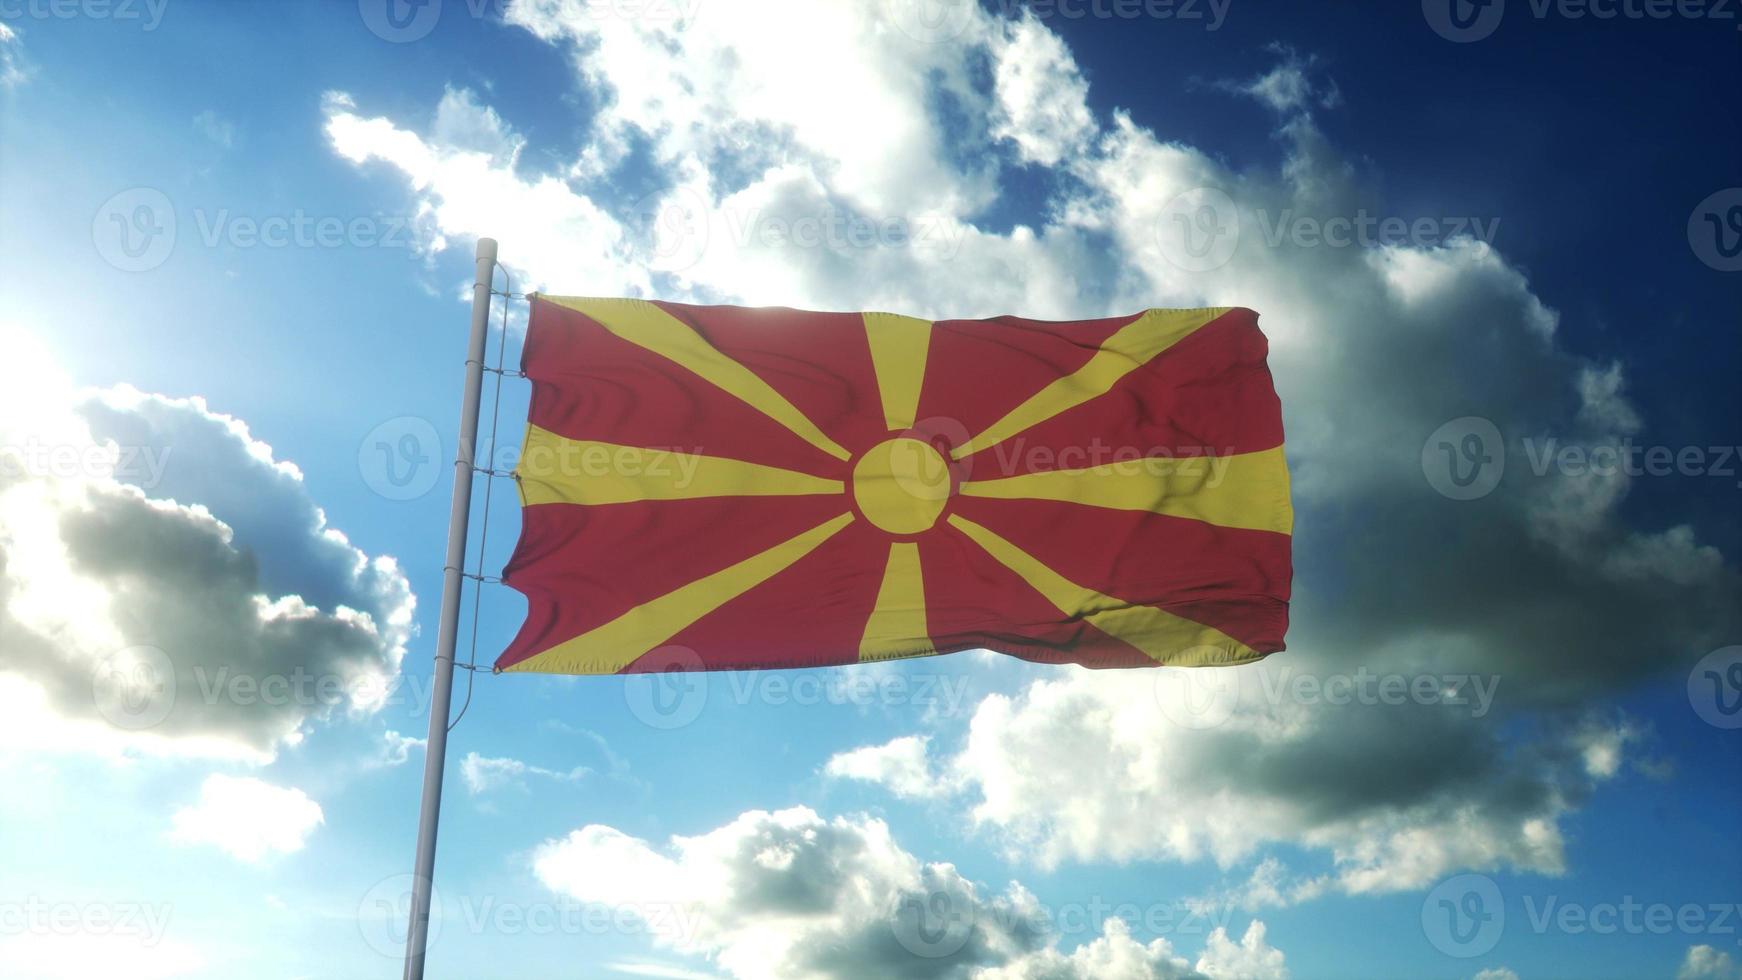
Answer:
[379,729,426,767]
[0,328,415,763]
[429,86,523,167]
[1192,920,1287,980]
[824,735,954,800]
[324,3,1103,317]
[0,22,27,88]
[323,86,644,297]
[459,750,588,794]
[1201,857,1328,913]
[1680,945,1742,980]
[327,0,1736,900]
[532,806,1281,980]
[857,671,1632,893]
[1471,969,1520,980]
[1209,45,1341,114]
[990,16,1096,166]
[193,109,236,148]
[502,0,1001,217]
[169,774,324,862]
[541,719,634,775]
[977,917,1283,980]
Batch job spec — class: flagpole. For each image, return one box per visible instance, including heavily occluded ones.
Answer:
[402,236,497,980]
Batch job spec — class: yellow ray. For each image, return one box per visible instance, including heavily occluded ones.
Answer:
[506,513,856,675]
[960,446,1292,535]
[543,296,850,461]
[863,312,933,432]
[859,542,936,662]
[947,515,1260,666]
[950,307,1231,460]
[516,424,843,507]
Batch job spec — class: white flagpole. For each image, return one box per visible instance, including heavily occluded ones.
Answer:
[402,236,498,980]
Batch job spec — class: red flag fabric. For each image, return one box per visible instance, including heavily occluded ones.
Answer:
[496,296,1291,675]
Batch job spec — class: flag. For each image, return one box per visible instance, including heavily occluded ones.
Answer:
[496,296,1291,675]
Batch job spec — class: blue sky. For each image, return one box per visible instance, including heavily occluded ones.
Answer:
[0,2,1739,978]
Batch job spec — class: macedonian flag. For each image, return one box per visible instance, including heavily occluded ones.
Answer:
[496,296,1291,675]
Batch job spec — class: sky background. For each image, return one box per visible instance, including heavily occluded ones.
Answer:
[0,1,1739,978]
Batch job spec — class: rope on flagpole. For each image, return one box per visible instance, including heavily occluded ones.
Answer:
[448,265,520,733]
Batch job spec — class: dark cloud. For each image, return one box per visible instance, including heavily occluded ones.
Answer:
[0,383,413,760]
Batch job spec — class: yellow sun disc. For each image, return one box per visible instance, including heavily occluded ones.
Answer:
[852,438,951,534]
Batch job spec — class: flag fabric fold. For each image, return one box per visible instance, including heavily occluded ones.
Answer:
[496,296,1292,675]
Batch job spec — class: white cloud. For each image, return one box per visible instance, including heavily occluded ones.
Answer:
[1472,969,1520,980]
[324,1,1117,317]
[323,86,643,298]
[1573,716,1641,779]
[1680,945,1742,980]
[824,735,953,800]
[430,86,523,167]
[1199,857,1328,913]
[1193,921,1287,980]
[978,916,1290,980]
[193,109,236,148]
[0,327,414,763]
[379,729,426,767]
[169,774,324,863]
[979,916,1224,980]
[1214,46,1341,114]
[990,17,1096,166]
[0,22,26,88]
[862,671,1632,894]
[460,750,588,794]
[533,806,1281,980]
[504,0,1000,216]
